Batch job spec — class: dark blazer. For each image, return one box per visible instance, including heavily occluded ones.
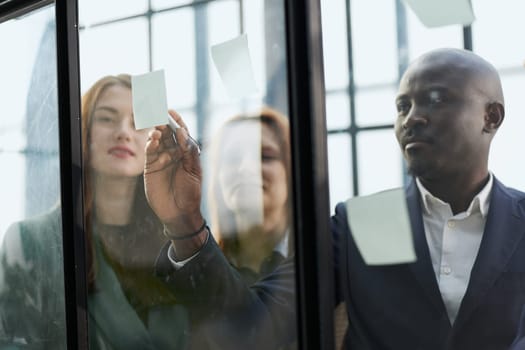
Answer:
[156,177,525,350]
[510,307,525,349]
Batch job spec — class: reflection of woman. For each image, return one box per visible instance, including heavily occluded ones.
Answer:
[207,107,292,284]
[0,75,188,350]
[82,74,188,349]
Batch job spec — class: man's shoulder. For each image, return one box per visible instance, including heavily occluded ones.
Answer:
[493,178,525,201]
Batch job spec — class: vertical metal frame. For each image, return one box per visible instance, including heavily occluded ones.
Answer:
[0,0,52,22]
[55,0,88,348]
[0,0,86,348]
[285,0,334,349]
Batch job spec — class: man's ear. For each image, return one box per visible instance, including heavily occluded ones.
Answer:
[483,102,504,133]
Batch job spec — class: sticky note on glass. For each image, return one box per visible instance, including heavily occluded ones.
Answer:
[210,34,258,99]
[403,0,475,27]
[346,188,416,265]
[131,70,168,130]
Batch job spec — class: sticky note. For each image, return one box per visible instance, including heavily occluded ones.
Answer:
[210,33,259,99]
[403,0,475,27]
[131,70,168,130]
[346,188,416,265]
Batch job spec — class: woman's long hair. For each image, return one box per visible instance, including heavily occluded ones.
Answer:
[207,107,293,265]
[81,75,160,292]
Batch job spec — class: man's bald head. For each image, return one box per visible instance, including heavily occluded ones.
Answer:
[403,48,504,107]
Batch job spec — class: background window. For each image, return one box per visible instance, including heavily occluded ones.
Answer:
[321,0,525,211]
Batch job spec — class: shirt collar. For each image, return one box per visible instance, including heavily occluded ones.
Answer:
[416,173,493,218]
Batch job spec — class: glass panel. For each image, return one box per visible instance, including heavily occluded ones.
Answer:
[321,0,349,90]
[152,9,197,110]
[78,0,296,348]
[472,1,525,69]
[151,0,193,11]
[79,18,149,93]
[327,133,353,211]
[242,0,267,101]
[351,0,397,86]
[208,0,241,105]
[357,129,402,195]
[79,0,147,26]
[329,3,525,350]
[355,85,397,126]
[326,91,350,130]
[0,4,66,349]
[404,2,463,61]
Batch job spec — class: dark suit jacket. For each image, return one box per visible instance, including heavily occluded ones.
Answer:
[156,177,525,350]
[510,307,525,350]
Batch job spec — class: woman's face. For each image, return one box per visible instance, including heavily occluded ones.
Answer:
[218,121,288,220]
[89,85,149,178]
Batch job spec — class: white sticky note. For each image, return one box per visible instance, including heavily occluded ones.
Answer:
[346,188,416,265]
[210,33,258,99]
[403,0,475,28]
[131,70,168,130]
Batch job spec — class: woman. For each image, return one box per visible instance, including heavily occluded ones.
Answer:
[206,107,292,284]
[82,74,189,349]
[0,74,188,349]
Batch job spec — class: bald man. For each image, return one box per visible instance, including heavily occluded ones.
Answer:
[145,48,525,350]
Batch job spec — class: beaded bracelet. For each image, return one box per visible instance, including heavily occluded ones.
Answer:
[163,220,207,240]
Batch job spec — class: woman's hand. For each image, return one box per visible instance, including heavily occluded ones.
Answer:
[144,110,204,236]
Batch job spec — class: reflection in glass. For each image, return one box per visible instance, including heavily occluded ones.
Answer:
[82,75,189,348]
[207,108,292,284]
[208,0,241,105]
[78,0,296,347]
[0,5,66,349]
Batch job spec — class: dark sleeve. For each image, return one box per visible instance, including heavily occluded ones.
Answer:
[331,202,349,306]
[0,212,66,350]
[510,306,525,350]
[155,235,297,349]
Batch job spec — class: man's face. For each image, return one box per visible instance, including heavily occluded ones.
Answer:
[394,59,488,180]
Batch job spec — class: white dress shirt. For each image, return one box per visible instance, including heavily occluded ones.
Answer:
[416,174,493,324]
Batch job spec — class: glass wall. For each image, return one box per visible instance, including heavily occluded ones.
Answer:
[0,3,67,349]
[322,0,525,208]
[321,1,525,348]
[78,0,296,348]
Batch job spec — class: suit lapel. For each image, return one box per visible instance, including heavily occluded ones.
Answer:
[406,180,448,316]
[453,179,525,330]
